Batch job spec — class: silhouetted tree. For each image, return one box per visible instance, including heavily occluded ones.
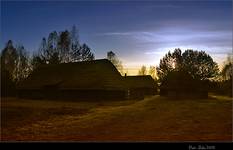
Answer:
[107,51,124,75]
[38,31,65,64]
[182,50,219,80]
[157,49,219,82]
[149,66,157,80]
[38,37,48,63]
[70,26,81,62]
[34,26,93,64]
[172,48,183,70]
[47,31,59,63]
[138,65,147,75]
[107,51,116,62]
[1,40,30,96]
[15,45,30,82]
[1,40,18,80]
[1,41,30,82]
[31,37,50,70]
[221,55,232,80]
[31,54,46,70]
[80,43,95,61]
[156,49,183,81]
[48,31,58,50]
[71,44,81,62]
[58,30,71,63]
[70,25,80,47]
[219,55,233,97]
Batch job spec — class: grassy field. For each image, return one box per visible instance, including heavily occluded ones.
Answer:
[1,95,232,141]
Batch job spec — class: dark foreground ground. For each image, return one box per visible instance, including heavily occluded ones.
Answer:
[1,94,232,141]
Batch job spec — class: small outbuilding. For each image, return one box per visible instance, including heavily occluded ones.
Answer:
[124,75,158,99]
[159,71,208,99]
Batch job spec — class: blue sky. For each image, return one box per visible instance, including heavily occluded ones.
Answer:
[1,0,232,74]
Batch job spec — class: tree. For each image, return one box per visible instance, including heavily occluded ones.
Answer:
[138,65,147,75]
[1,40,30,96]
[70,25,80,47]
[31,54,46,71]
[1,40,31,82]
[172,48,183,70]
[156,49,183,81]
[149,65,157,80]
[38,31,65,64]
[221,55,233,80]
[107,51,116,63]
[156,49,219,81]
[106,51,124,75]
[15,45,30,82]
[70,25,81,62]
[80,44,95,61]
[58,30,71,63]
[36,29,94,64]
[33,36,55,69]
[71,44,81,62]
[182,50,219,80]
[218,55,233,97]
[48,31,58,50]
[38,37,48,63]
[34,26,92,64]
[1,40,18,80]
[47,31,59,63]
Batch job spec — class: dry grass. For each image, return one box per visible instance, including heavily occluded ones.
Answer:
[1,95,232,141]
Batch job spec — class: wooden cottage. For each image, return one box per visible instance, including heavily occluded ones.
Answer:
[17,59,128,100]
[124,75,157,99]
[159,71,208,99]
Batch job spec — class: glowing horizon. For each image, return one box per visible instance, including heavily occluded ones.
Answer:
[1,1,232,75]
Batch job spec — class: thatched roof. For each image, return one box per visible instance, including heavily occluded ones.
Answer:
[17,59,126,90]
[124,75,157,89]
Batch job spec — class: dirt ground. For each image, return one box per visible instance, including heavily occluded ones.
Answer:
[1,95,232,141]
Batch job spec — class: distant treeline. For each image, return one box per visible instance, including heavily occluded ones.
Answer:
[1,25,232,97]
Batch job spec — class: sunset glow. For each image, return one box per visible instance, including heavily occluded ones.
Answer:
[1,1,232,75]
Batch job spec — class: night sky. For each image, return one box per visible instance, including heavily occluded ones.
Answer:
[1,0,232,75]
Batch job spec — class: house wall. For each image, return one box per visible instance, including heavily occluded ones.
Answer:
[159,88,208,99]
[127,87,157,100]
[58,89,126,100]
[143,88,157,96]
[17,89,43,99]
[17,89,126,100]
[127,88,144,100]
[17,87,157,100]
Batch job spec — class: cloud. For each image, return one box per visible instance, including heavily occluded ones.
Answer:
[97,32,133,36]
[144,51,165,55]
[94,25,232,66]
[96,31,154,37]
[151,4,181,8]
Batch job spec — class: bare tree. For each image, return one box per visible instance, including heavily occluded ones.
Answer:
[138,65,147,75]
[58,30,71,63]
[149,65,157,79]
[221,55,233,80]
[1,40,18,80]
[80,44,95,61]
[107,51,124,75]
[15,45,30,81]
